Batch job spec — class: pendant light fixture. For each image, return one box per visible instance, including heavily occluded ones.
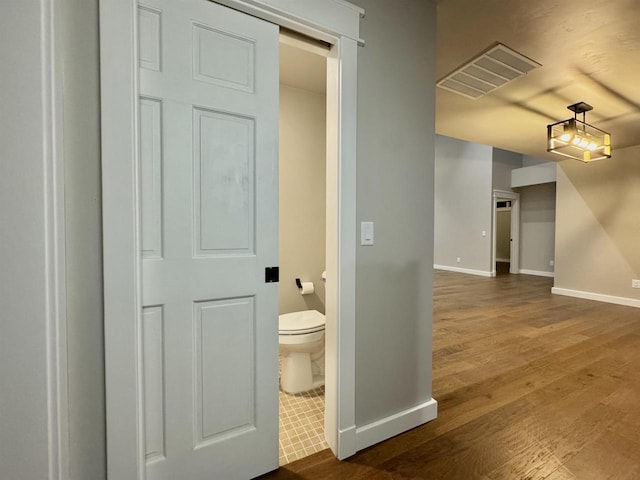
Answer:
[547,102,611,162]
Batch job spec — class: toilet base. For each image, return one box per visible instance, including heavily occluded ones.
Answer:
[280,351,325,394]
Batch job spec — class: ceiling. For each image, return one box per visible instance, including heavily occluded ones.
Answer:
[436,0,640,160]
[279,2,640,160]
[279,40,327,95]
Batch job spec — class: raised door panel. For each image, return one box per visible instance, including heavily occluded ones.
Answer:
[142,306,165,463]
[192,22,255,92]
[193,108,255,256]
[194,298,255,446]
[139,5,162,72]
[138,1,279,478]
[140,97,163,258]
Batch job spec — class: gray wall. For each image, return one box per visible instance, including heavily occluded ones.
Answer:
[434,135,493,273]
[1,3,52,478]
[555,149,640,300]
[353,0,436,426]
[279,85,326,315]
[3,1,107,478]
[4,1,439,475]
[60,0,106,478]
[492,148,522,191]
[523,154,552,167]
[520,183,556,274]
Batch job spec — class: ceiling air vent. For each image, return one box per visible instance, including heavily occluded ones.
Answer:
[437,43,541,100]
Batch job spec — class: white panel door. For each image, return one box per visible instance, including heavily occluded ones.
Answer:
[137,1,279,478]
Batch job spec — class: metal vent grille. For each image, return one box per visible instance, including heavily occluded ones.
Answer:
[437,43,541,100]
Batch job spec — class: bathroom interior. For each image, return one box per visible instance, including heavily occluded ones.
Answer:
[277,31,329,465]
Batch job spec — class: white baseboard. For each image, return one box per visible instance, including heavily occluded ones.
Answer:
[496,257,510,263]
[520,269,555,278]
[434,264,493,277]
[355,398,438,452]
[335,425,357,460]
[552,287,640,308]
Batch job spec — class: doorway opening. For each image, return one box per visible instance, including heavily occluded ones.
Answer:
[495,200,511,275]
[491,190,520,276]
[277,29,330,466]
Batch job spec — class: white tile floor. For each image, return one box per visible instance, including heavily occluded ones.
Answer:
[278,385,328,465]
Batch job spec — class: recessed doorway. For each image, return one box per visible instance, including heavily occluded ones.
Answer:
[278,30,330,465]
[492,189,520,276]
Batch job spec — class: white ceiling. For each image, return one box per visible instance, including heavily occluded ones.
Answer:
[436,0,640,159]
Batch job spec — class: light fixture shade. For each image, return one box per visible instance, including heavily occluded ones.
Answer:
[547,104,611,162]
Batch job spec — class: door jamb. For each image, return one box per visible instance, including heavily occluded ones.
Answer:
[99,1,363,477]
[491,190,520,276]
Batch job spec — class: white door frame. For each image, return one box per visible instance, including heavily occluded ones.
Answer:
[491,190,520,276]
[2,3,69,478]
[100,1,363,478]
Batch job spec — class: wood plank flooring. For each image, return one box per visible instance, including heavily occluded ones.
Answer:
[260,270,640,479]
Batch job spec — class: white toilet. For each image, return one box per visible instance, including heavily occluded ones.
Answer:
[278,310,326,394]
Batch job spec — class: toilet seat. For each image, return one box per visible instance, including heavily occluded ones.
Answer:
[279,310,325,335]
[279,325,325,335]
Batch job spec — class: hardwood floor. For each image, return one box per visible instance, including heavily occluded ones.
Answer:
[260,270,640,479]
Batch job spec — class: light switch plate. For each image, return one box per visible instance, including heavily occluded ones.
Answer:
[361,221,374,246]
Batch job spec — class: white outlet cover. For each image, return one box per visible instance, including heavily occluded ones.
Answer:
[632,279,640,289]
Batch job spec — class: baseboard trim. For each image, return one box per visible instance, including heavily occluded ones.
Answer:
[552,287,640,309]
[355,398,438,452]
[520,269,555,278]
[336,425,357,460]
[434,265,492,277]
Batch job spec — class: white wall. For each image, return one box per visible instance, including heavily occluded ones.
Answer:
[0,3,57,478]
[434,135,493,274]
[279,85,326,315]
[353,0,436,426]
[519,183,556,274]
